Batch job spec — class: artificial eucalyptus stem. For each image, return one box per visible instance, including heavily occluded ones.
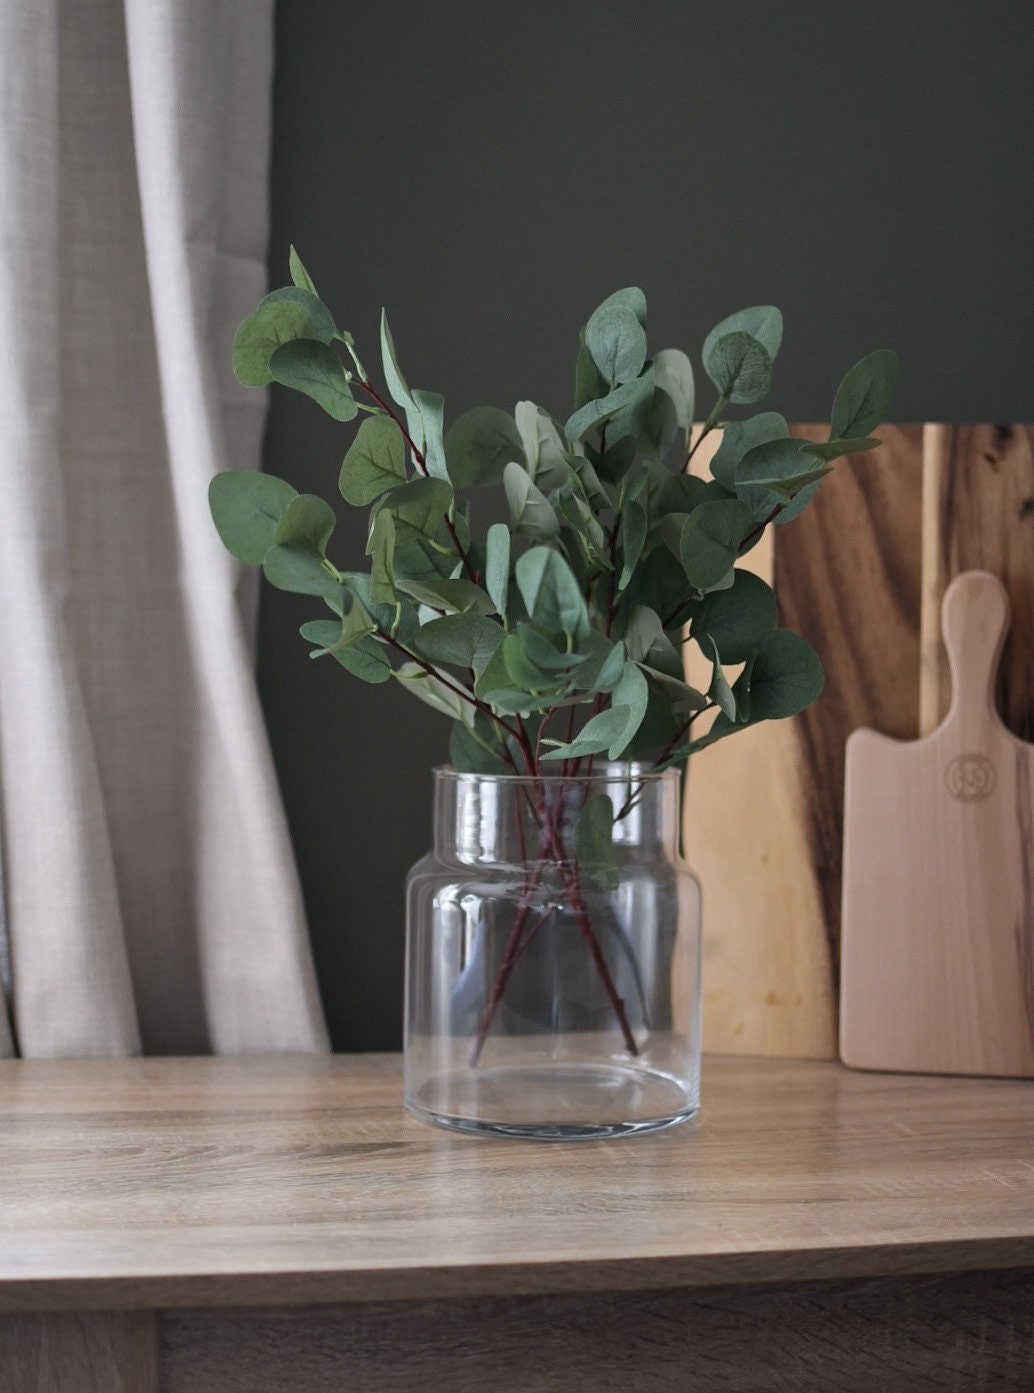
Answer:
[212,257,897,1064]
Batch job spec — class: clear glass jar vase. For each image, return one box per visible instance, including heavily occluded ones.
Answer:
[405,766,701,1140]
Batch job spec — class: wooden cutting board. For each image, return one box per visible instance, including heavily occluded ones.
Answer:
[839,569,1034,1077]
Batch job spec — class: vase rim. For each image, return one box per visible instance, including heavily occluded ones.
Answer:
[434,763,679,784]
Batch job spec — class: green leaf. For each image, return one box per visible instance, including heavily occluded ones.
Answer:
[570,634,626,693]
[679,499,753,590]
[703,331,773,405]
[732,653,756,722]
[503,461,560,538]
[273,493,336,554]
[604,365,655,445]
[414,613,504,675]
[515,547,591,641]
[208,470,297,565]
[501,630,565,694]
[379,308,426,452]
[830,350,899,440]
[592,286,648,327]
[703,306,783,363]
[733,438,815,521]
[450,713,514,774]
[710,413,789,490]
[366,508,397,604]
[707,638,737,721]
[394,576,495,615]
[574,329,607,410]
[606,662,650,757]
[541,704,630,761]
[394,661,474,726]
[691,569,777,663]
[445,407,523,487]
[575,793,618,892]
[301,590,377,654]
[331,635,393,683]
[288,246,318,294]
[515,402,571,489]
[564,375,649,444]
[638,664,708,714]
[800,436,881,463]
[375,477,453,538]
[232,287,337,388]
[585,304,648,386]
[262,545,335,597]
[618,498,648,589]
[653,348,695,431]
[340,416,407,505]
[747,629,825,720]
[484,523,511,616]
[268,339,358,421]
[413,388,449,481]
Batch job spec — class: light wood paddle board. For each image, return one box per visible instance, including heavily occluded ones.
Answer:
[839,569,1034,1077]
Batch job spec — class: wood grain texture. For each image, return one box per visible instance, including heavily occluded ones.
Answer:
[685,426,923,1058]
[0,1311,156,1393]
[160,1270,1034,1393]
[922,424,1034,740]
[0,1054,1033,1312]
[840,571,1034,1076]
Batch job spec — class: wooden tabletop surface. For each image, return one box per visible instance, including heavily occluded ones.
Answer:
[0,1054,1031,1311]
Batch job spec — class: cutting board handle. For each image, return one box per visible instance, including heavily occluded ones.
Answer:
[941,570,1010,732]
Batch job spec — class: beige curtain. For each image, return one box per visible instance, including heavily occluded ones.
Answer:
[0,0,329,1056]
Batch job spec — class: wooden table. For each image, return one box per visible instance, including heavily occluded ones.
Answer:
[1,1055,1032,1391]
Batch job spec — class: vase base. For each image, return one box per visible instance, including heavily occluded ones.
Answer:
[406,1061,699,1141]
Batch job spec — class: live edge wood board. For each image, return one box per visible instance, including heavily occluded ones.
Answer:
[684,424,1034,1060]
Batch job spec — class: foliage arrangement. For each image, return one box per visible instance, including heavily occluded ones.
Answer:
[212,251,896,786]
[210,252,896,1058]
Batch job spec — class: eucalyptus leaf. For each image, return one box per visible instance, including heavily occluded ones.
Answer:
[515,402,570,489]
[710,413,789,490]
[653,348,695,431]
[800,436,881,463]
[570,634,626,693]
[574,329,607,411]
[618,498,648,589]
[450,713,514,774]
[445,407,523,487]
[263,544,335,598]
[233,287,337,388]
[503,461,560,538]
[575,793,619,892]
[679,499,753,590]
[208,470,297,565]
[501,631,565,694]
[274,493,336,555]
[330,634,393,683]
[415,613,504,675]
[340,415,407,505]
[394,661,475,726]
[515,547,591,641]
[703,305,783,362]
[395,575,495,615]
[366,508,397,604]
[268,339,358,421]
[540,703,630,761]
[691,569,777,663]
[379,308,425,451]
[484,522,511,616]
[592,286,648,327]
[747,628,824,720]
[703,331,773,404]
[413,388,449,481]
[288,245,318,295]
[586,304,648,386]
[564,375,648,444]
[707,638,737,721]
[830,350,899,440]
[375,477,453,538]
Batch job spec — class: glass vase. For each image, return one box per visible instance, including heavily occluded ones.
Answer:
[404,766,701,1140]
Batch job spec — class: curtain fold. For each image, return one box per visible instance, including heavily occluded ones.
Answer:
[0,0,329,1057]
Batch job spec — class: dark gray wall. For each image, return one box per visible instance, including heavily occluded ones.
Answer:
[261,0,1034,1050]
